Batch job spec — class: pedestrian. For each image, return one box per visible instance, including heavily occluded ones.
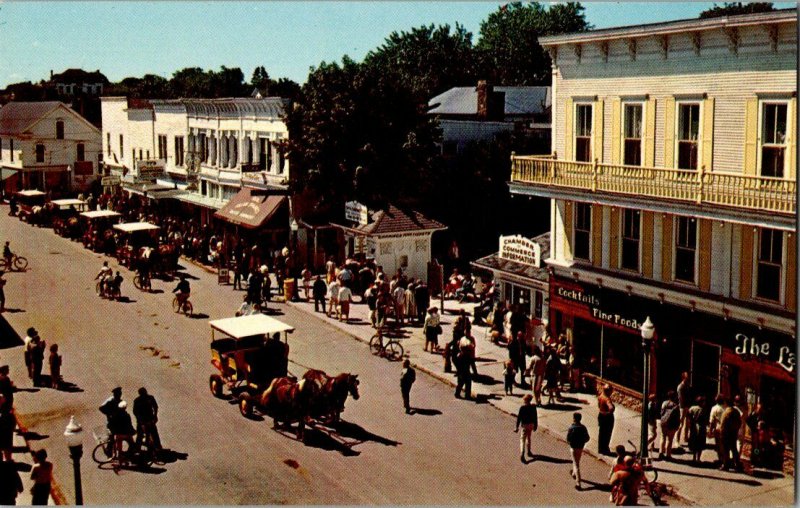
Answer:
[301,266,312,300]
[29,449,52,505]
[404,281,417,324]
[567,412,590,490]
[312,275,327,314]
[459,335,479,376]
[503,360,516,395]
[676,371,691,443]
[27,332,46,387]
[414,281,429,323]
[133,387,162,451]
[659,390,681,460]
[338,283,352,323]
[597,384,616,455]
[687,396,708,464]
[423,307,441,353]
[327,278,340,319]
[646,393,658,452]
[232,257,244,290]
[400,359,416,414]
[23,327,37,380]
[0,454,23,505]
[514,394,538,462]
[507,332,524,387]
[392,283,406,325]
[454,345,472,400]
[708,394,727,465]
[99,387,123,427]
[544,349,563,405]
[364,283,378,327]
[719,398,743,471]
[528,346,546,406]
[325,256,336,284]
[0,270,6,313]
[0,394,14,461]
[48,344,62,390]
[733,394,748,454]
[609,455,642,506]
[0,365,14,412]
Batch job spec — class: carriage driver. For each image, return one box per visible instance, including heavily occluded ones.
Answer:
[173,274,191,307]
[95,261,112,293]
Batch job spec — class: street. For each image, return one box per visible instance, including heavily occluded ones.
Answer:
[0,207,615,505]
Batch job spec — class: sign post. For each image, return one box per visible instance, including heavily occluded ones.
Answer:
[345,201,369,225]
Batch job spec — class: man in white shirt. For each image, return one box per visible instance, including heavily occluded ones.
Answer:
[708,395,727,465]
[338,285,353,323]
[393,284,406,325]
[327,279,340,319]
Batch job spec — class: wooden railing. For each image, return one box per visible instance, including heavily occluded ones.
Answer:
[510,154,796,214]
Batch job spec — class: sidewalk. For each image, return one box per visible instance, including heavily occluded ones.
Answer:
[10,415,59,505]
[286,292,795,506]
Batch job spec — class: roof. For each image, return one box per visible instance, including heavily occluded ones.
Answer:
[341,205,447,236]
[539,8,797,46]
[113,222,160,233]
[50,68,109,84]
[471,232,551,284]
[51,198,86,208]
[0,102,63,135]
[17,189,47,197]
[81,210,121,219]
[183,97,289,119]
[428,86,550,116]
[214,188,287,229]
[209,314,295,339]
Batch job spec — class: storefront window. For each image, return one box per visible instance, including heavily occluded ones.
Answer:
[574,202,591,261]
[674,216,697,283]
[512,286,531,316]
[621,209,640,271]
[756,228,783,301]
[534,290,543,320]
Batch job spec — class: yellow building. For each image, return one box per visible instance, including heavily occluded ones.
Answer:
[510,9,796,451]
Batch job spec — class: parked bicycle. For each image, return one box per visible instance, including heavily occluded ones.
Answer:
[626,440,665,505]
[91,426,157,469]
[369,327,404,361]
[0,253,28,272]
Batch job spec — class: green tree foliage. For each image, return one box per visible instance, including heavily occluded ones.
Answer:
[476,2,590,85]
[699,2,774,18]
[251,66,271,92]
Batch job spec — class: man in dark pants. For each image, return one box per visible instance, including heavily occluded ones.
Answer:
[400,359,416,414]
[597,384,616,455]
[133,387,162,450]
[312,276,327,313]
[414,282,429,323]
[454,348,472,400]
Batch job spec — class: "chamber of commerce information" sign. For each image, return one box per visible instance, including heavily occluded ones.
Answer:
[499,235,541,267]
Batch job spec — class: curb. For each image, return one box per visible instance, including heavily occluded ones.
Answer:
[15,413,67,505]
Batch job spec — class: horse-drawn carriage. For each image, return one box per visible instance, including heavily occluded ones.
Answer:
[15,190,48,224]
[112,222,159,269]
[80,210,122,253]
[50,199,87,238]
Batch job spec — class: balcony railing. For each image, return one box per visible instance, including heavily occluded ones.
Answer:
[510,154,796,214]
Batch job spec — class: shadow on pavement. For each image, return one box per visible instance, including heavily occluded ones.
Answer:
[529,454,571,464]
[19,430,48,441]
[189,313,210,320]
[540,402,583,412]
[473,393,501,404]
[410,407,442,416]
[333,420,400,447]
[0,314,23,349]
[301,427,360,457]
[655,466,763,486]
[156,448,188,464]
[471,373,500,385]
[2,308,25,313]
[579,479,613,493]
[116,296,137,303]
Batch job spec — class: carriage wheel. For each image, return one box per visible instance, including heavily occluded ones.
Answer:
[385,341,404,361]
[209,375,223,398]
[13,256,28,271]
[369,334,383,356]
[238,393,253,417]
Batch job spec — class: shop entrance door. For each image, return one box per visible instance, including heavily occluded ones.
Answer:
[691,340,721,399]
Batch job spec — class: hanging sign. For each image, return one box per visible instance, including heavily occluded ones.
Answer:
[499,235,541,267]
[345,201,369,225]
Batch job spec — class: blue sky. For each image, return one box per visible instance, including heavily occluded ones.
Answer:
[0,2,794,88]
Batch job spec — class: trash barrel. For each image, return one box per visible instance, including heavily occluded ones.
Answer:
[283,279,295,301]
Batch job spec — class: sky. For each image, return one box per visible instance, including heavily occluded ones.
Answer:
[0,1,795,89]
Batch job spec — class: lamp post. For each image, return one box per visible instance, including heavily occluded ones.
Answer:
[639,316,655,468]
[63,416,84,505]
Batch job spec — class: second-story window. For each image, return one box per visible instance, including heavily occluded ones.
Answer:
[56,120,64,140]
[35,144,45,163]
[119,135,124,157]
[575,104,593,162]
[573,202,591,261]
[677,103,700,170]
[756,227,783,301]
[623,104,643,166]
[158,135,167,160]
[621,209,641,271]
[76,143,85,162]
[674,216,697,283]
[760,102,787,178]
[107,133,111,156]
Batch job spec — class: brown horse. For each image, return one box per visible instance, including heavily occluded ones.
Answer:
[302,369,360,424]
[259,377,318,439]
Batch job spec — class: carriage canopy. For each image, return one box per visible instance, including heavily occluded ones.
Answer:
[17,190,46,198]
[51,198,87,211]
[80,210,121,220]
[210,314,295,341]
[113,222,160,233]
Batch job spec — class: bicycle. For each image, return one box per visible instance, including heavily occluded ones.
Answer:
[369,327,404,361]
[133,273,152,292]
[0,254,28,272]
[92,426,153,469]
[626,440,665,505]
[172,295,193,315]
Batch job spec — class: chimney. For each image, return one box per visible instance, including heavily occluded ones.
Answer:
[50,70,54,80]
[476,80,491,119]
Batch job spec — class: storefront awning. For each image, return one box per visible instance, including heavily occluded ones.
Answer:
[214,188,287,229]
[175,191,226,210]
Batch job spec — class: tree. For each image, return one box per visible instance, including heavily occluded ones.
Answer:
[269,78,301,101]
[699,2,774,18]
[250,66,271,93]
[209,66,246,97]
[169,67,213,98]
[476,2,590,85]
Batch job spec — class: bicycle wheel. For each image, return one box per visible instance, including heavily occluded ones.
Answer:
[92,441,113,464]
[133,275,142,290]
[13,256,27,271]
[644,467,658,484]
[182,300,193,316]
[369,334,383,356]
[0,258,8,271]
[96,281,103,296]
[385,341,404,361]
[172,296,180,312]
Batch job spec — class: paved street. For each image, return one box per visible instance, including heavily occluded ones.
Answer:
[0,207,616,505]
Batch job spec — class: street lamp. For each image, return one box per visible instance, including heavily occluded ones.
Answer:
[639,316,655,468]
[64,416,84,505]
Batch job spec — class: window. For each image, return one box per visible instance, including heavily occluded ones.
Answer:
[760,102,788,178]
[573,202,591,261]
[139,149,143,161]
[756,228,783,301]
[258,139,267,171]
[146,150,149,160]
[76,143,85,162]
[621,209,641,271]
[10,139,13,162]
[623,104,643,166]
[119,134,124,156]
[132,148,136,163]
[174,136,184,166]
[277,145,284,174]
[534,290,543,319]
[35,144,45,163]
[0,138,3,160]
[107,133,111,156]
[575,104,593,162]
[674,216,697,283]
[56,120,64,140]
[677,103,700,170]
[158,135,167,160]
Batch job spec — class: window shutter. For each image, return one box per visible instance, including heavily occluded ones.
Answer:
[593,99,604,163]
[739,226,754,300]
[702,97,715,170]
[644,98,656,167]
[743,98,759,176]
[786,231,796,311]
[788,97,796,177]
[609,207,620,269]
[661,214,673,281]
[698,219,712,291]
[641,211,654,278]
[663,97,676,168]
[563,201,574,260]
[591,205,603,266]
[564,98,573,160]
[611,98,622,165]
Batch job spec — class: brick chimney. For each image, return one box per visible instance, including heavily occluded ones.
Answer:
[476,80,491,119]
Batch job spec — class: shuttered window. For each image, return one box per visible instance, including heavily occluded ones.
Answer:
[575,104,593,162]
[677,103,700,170]
[574,202,591,261]
[760,102,787,178]
[621,209,641,271]
[623,104,643,166]
[675,216,697,283]
[756,228,783,301]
